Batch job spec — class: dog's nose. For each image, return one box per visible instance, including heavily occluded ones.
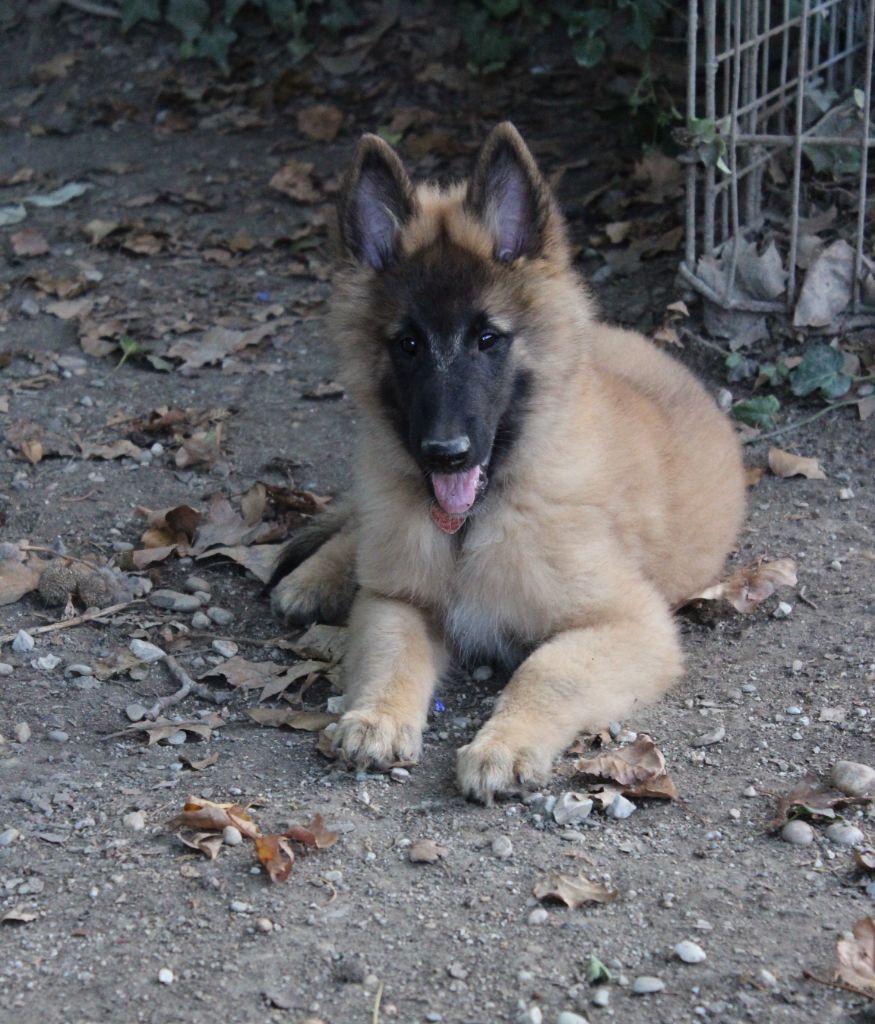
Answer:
[421,435,471,470]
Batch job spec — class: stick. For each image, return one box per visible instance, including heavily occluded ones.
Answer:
[372,980,384,1024]
[741,400,857,445]
[802,968,873,999]
[19,545,101,571]
[145,655,231,719]
[0,600,140,644]
[62,0,121,17]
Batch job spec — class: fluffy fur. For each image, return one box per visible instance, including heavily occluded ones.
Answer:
[271,123,746,803]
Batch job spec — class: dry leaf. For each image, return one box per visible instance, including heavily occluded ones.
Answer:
[0,554,44,606]
[80,439,142,461]
[123,713,225,746]
[284,813,339,850]
[82,218,120,245]
[855,850,875,873]
[247,708,337,731]
[409,838,448,863]
[575,735,678,800]
[196,542,287,584]
[11,226,49,257]
[178,752,219,771]
[533,871,618,909]
[177,831,224,860]
[297,104,343,142]
[167,797,260,839]
[33,52,78,81]
[2,904,38,924]
[0,167,35,186]
[241,482,267,526]
[167,322,280,370]
[45,297,93,321]
[269,159,320,203]
[768,447,827,480]
[605,221,632,244]
[858,396,875,421]
[203,655,285,691]
[770,775,869,830]
[835,918,875,999]
[685,557,797,613]
[745,466,766,487]
[303,380,345,400]
[255,834,295,882]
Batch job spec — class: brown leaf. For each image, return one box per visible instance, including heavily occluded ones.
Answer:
[178,752,219,771]
[167,322,280,370]
[241,482,267,526]
[855,850,875,874]
[770,775,869,830]
[686,557,797,613]
[409,838,448,863]
[247,708,337,731]
[768,447,827,480]
[257,660,326,702]
[135,503,201,544]
[45,297,93,321]
[0,167,34,186]
[575,735,677,799]
[82,219,121,245]
[121,232,164,256]
[11,227,49,257]
[633,151,684,203]
[533,871,618,909]
[835,918,875,999]
[123,713,225,746]
[203,655,285,691]
[79,317,124,357]
[268,159,320,203]
[175,428,222,469]
[285,623,348,664]
[1,904,38,924]
[297,104,343,142]
[33,52,79,81]
[263,483,331,515]
[255,834,295,882]
[858,396,875,421]
[79,439,142,461]
[177,831,224,860]
[0,554,44,606]
[167,797,260,840]
[283,813,339,849]
[195,542,287,584]
[745,466,766,488]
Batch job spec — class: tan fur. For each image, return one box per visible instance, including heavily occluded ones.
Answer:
[283,124,746,802]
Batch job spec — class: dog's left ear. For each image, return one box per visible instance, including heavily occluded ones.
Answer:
[466,122,554,263]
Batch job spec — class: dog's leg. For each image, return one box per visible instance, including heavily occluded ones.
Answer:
[271,529,357,626]
[333,591,446,767]
[456,579,682,803]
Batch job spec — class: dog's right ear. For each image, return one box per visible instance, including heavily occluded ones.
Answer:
[338,134,414,271]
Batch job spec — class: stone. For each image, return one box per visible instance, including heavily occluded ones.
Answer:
[148,590,202,613]
[14,722,30,743]
[166,731,187,746]
[632,976,665,995]
[446,962,468,980]
[125,703,148,722]
[831,760,875,798]
[65,663,93,676]
[229,900,250,913]
[207,606,234,626]
[129,639,166,663]
[158,968,174,985]
[519,1008,542,1024]
[591,988,610,1007]
[0,663,13,676]
[123,811,146,831]
[491,835,513,860]
[389,766,409,782]
[12,630,35,653]
[607,794,636,819]
[825,822,864,847]
[553,792,594,826]
[223,826,243,846]
[772,601,793,618]
[36,654,62,671]
[0,828,20,846]
[191,611,211,630]
[47,729,69,742]
[556,1013,590,1024]
[691,725,725,747]
[675,940,707,963]
[212,639,238,658]
[183,576,211,594]
[781,820,814,845]
[255,917,273,933]
[527,907,548,925]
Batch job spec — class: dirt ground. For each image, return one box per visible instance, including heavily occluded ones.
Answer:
[1,5,874,1024]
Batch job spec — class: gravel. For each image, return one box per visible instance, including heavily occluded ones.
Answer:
[527,907,549,925]
[691,725,725,747]
[183,576,211,594]
[556,1013,590,1024]
[191,611,211,629]
[157,968,174,985]
[223,825,243,846]
[607,794,636,819]
[212,639,238,658]
[0,662,13,675]
[47,729,69,742]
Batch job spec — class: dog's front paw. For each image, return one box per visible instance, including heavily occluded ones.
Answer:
[456,732,552,804]
[333,706,422,768]
[271,570,354,627]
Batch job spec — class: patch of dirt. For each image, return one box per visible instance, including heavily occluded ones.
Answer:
[1,7,873,1024]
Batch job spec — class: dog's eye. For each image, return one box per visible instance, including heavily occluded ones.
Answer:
[478,331,499,351]
[398,336,419,356]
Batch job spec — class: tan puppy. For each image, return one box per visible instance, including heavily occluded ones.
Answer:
[271,122,745,803]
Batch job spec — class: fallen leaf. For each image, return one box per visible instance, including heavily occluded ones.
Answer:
[770,775,869,830]
[82,218,120,245]
[79,439,142,461]
[286,623,347,664]
[835,917,875,999]
[10,226,49,257]
[0,554,45,606]
[0,204,27,227]
[262,484,331,515]
[196,542,287,583]
[247,708,337,731]
[269,159,320,203]
[745,466,766,487]
[794,239,854,328]
[202,655,285,691]
[189,493,268,553]
[177,831,224,860]
[122,713,225,746]
[684,557,797,613]
[121,232,164,256]
[633,151,684,203]
[283,813,339,850]
[574,735,678,800]
[174,427,223,469]
[0,167,34,186]
[297,104,343,142]
[1,905,38,924]
[45,297,94,321]
[167,797,260,839]
[605,221,632,244]
[241,482,267,526]
[858,396,875,421]
[167,322,280,370]
[533,871,618,909]
[255,834,295,882]
[33,52,79,82]
[855,850,875,873]
[178,752,219,771]
[303,380,345,400]
[409,838,448,863]
[768,447,827,480]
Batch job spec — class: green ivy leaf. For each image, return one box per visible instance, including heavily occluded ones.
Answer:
[586,953,612,984]
[167,0,210,44]
[121,0,161,34]
[192,25,237,70]
[790,345,852,399]
[731,395,781,429]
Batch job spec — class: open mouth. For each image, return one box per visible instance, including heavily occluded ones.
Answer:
[429,464,488,533]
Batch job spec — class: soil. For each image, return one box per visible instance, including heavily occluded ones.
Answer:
[1,6,874,1024]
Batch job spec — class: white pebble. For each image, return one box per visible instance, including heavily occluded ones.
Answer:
[825,822,864,847]
[191,611,211,629]
[472,665,493,682]
[553,792,593,825]
[223,826,243,846]
[491,835,513,860]
[786,706,802,715]
[12,630,35,653]
[255,917,273,933]
[14,722,30,743]
[607,794,636,819]
[389,766,409,782]
[527,907,548,925]
[129,639,166,663]
[772,601,793,619]
[0,827,21,846]
[831,760,875,798]
[158,968,174,985]
[229,900,250,913]
[0,662,13,676]
[123,811,146,831]
[166,731,187,746]
[838,487,854,500]
[556,1013,590,1024]
[691,725,725,747]
[675,940,707,963]
[36,654,62,671]
[781,820,814,845]
[211,639,238,658]
[519,1007,542,1024]
[632,976,665,995]
[150,442,164,456]
[591,987,610,1007]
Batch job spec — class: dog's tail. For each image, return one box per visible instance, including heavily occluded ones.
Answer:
[266,502,353,591]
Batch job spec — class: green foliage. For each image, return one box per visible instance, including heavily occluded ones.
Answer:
[790,344,852,400]
[731,395,781,430]
[585,953,612,985]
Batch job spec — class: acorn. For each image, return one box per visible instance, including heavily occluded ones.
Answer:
[37,561,78,606]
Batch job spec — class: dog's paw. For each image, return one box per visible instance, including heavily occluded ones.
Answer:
[456,733,552,804]
[333,707,422,768]
[271,571,354,627]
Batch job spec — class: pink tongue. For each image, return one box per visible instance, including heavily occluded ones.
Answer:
[431,466,481,515]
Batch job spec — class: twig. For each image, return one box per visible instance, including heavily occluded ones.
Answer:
[741,400,857,445]
[797,586,819,611]
[802,968,873,1000]
[0,600,140,644]
[372,980,384,1024]
[145,655,231,719]
[62,0,121,17]
[19,545,101,571]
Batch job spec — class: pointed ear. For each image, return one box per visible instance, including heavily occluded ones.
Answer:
[338,134,414,271]
[466,122,553,263]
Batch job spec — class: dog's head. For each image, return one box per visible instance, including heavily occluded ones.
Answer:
[333,122,586,528]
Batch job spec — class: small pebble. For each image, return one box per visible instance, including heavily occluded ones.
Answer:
[47,729,69,742]
[0,828,20,846]
[183,576,211,594]
[491,835,513,860]
[556,1013,589,1024]
[772,601,793,619]
[786,706,802,715]
[229,900,250,913]
[12,630,35,653]
[591,988,610,1007]
[675,940,707,963]
[148,590,202,613]
[194,591,211,606]
[553,792,594,825]
[472,665,492,682]
[0,663,13,676]
[65,663,93,677]
[125,703,148,722]
[212,639,238,658]
[825,823,864,847]
[519,1007,542,1024]
[831,760,875,798]
[223,826,243,846]
[158,968,174,985]
[129,639,166,663]
[150,442,164,456]
[781,820,814,845]
[255,917,273,933]
[389,766,410,782]
[608,721,622,738]
[838,487,854,500]
[607,794,636,819]
[191,611,211,630]
[527,907,548,925]
[123,811,146,831]
[758,968,778,989]
[791,659,804,673]
[446,962,468,980]
[207,606,234,626]
[691,725,725,747]
[741,682,757,693]
[632,976,665,995]
[14,722,31,743]
[166,731,187,746]
[36,654,62,671]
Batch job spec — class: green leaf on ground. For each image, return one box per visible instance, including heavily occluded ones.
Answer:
[731,395,781,429]
[790,345,852,400]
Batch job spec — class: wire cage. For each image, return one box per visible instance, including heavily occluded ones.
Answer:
[679,0,875,333]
